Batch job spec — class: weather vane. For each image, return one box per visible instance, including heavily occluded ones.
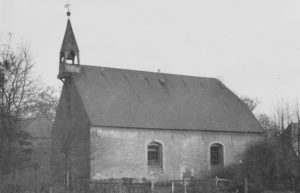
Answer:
[64,0,71,17]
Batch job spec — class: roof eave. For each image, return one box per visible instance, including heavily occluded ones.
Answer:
[89,124,264,134]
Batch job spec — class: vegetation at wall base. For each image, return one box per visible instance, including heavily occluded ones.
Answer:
[210,136,300,193]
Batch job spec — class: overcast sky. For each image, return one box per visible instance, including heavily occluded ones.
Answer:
[1,0,299,116]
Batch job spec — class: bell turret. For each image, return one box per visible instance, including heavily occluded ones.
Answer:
[58,11,80,80]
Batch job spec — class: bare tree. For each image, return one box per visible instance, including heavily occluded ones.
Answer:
[294,98,300,123]
[0,35,60,193]
[257,114,276,138]
[272,99,298,133]
[0,35,36,180]
[0,38,36,118]
[240,95,260,112]
[29,86,59,121]
[290,98,300,156]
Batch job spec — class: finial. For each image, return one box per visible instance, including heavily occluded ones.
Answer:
[64,0,71,17]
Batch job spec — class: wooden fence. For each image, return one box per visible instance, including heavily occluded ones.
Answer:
[72,178,237,193]
[88,181,151,193]
[0,178,237,193]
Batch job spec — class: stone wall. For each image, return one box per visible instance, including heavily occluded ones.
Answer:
[91,126,261,182]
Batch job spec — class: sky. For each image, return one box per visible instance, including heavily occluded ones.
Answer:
[0,0,299,116]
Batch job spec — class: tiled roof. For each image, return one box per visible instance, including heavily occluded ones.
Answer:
[72,65,263,133]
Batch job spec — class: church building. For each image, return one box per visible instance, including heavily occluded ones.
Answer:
[51,13,263,184]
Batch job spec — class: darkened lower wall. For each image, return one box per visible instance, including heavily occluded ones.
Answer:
[51,79,90,185]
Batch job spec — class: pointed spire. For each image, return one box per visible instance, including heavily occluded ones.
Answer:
[60,19,79,53]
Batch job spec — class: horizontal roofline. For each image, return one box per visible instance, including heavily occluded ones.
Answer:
[90,124,264,134]
[80,64,217,80]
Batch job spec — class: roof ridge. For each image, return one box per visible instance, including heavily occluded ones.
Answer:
[80,64,217,80]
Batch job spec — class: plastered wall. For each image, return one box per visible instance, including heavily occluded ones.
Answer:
[91,126,261,182]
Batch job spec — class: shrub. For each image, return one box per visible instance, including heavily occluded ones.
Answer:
[210,137,300,192]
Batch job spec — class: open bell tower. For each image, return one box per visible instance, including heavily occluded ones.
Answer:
[58,8,80,80]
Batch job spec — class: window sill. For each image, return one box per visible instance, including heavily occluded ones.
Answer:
[148,165,163,173]
[210,165,224,171]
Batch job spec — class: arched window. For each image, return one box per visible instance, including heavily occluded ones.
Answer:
[210,143,224,167]
[147,142,163,168]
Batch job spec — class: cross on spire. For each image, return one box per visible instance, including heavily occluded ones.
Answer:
[64,0,71,17]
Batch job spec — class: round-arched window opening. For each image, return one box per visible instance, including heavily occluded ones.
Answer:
[147,142,163,168]
[210,143,224,167]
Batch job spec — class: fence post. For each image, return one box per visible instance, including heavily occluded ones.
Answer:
[171,181,174,193]
[215,176,218,191]
[118,179,123,193]
[244,177,248,193]
[151,181,154,193]
[183,179,187,193]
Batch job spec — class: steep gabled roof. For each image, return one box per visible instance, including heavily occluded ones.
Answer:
[60,19,79,52]
[72,65,263,133]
